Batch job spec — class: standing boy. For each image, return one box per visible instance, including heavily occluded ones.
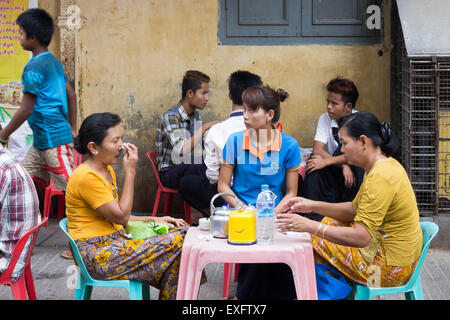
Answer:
[303,77,364,220]
[156,70,218,189]
[0,8,78,192]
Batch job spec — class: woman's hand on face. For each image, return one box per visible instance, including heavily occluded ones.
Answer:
[276,213,312,233]
[281,197,315,214]
[122,143,138,173]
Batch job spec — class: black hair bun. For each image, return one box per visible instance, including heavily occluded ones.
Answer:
[380,122,392,143]
[276,88,289,103]
[380,121,398,156]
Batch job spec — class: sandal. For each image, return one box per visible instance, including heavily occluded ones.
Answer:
[60,249,73,259]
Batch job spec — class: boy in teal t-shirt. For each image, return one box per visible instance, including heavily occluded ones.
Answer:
[0,8,77,192]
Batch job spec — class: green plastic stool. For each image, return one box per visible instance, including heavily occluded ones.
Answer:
[59,218,150,300]
[352,221,439,300]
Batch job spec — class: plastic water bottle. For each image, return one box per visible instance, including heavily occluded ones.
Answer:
[256,185,277,245]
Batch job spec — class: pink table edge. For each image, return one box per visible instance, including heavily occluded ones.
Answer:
[176,227,317,300]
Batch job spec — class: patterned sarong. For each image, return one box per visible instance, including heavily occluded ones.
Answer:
[75,224,190,300]
[312,217,418,288]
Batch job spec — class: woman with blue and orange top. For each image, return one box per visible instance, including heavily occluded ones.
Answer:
[65,112,188,300]
[278,111,423,290]
[218,85,301,300]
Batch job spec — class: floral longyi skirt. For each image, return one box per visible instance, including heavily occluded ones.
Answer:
[312,217,418,288]
[75,225,189,300]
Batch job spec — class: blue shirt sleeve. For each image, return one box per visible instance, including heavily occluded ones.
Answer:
[22,70,44,96]
[284,137,301,170]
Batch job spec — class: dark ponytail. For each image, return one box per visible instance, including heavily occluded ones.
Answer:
[73,135,85,154]
[339,111,398,157]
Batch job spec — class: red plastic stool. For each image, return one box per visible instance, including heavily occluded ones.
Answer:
[0,217,48,300]
[147,150,192,225]
[41,150,83,226]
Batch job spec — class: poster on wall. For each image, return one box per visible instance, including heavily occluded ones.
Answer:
[0,0,38,110]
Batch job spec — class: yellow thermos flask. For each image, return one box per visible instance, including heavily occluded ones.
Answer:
[227,209,257,245]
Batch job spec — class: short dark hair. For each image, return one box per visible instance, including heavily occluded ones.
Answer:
[340,111,398,157]
[181,70,210,100]
[74,113,122,155]
[242,86,289,124]
[228,71,262,105]
[16,8,54,46]
[327,77,359,109]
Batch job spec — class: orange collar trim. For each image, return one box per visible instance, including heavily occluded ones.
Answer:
[243,129,282,162]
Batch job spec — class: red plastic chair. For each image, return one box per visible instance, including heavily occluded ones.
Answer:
[0,217,48,300]
[147,151,192,225]
[42,180,64,226]
[42,149,82,226]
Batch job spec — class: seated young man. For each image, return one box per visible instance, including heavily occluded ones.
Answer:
[156,70,218,189]
[302,77,364,221]
[178,71,262,216]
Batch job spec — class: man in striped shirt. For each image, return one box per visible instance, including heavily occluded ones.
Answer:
[156,71,218,189]
[177,71,262,216]
[0,144,40,281]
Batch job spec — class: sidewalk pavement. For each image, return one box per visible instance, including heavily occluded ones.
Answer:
[0,218,448,300]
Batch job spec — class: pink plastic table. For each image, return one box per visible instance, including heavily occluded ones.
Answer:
[176,227,317,300]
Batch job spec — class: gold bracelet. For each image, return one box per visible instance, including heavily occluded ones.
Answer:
[322,225,330,238]
[314,223,324,236]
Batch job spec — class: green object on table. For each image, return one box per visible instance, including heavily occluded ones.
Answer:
[126,221,170,240]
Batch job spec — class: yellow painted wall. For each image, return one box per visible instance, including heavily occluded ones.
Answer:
[38,0,60,59]
[42,0,392,213]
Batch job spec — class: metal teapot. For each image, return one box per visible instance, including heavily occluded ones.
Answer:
[210,192,237,238]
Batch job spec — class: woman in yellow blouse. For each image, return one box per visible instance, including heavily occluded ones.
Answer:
[65,113,187,300]
[278,111,422,288]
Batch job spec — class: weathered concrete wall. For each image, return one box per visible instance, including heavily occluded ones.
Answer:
[39,0,60,59]
[43,0,392,213]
